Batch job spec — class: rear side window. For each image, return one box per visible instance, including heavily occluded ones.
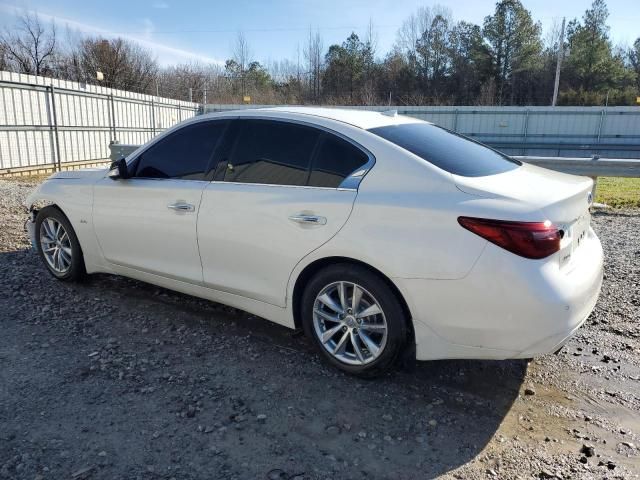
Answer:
[135,121,227,180]
[368,123,520,177]
[309,135,370,188]
[225,120,320,186]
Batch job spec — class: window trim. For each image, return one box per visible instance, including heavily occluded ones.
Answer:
[218,117,375,190]
[126,118,232,183]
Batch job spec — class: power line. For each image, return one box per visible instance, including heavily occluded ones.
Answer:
[102,25,400,36]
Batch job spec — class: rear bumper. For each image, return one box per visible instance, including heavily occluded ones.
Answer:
[396,227,604,361]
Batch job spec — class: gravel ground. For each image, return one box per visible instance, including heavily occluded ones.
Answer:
[0,177,638,480]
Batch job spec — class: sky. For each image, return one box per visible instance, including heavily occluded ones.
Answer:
[0,0,638,67]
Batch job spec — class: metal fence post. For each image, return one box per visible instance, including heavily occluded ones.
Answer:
[596,108,605,144]
[109,94,117,143]
[49,85,62,172]
[44,86,58,172]
[150,98,156,137]
[522,109,530,156]
[453,109,459,132]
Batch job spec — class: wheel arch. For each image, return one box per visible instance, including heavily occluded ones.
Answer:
[291,256,414,340]
[34,203,87,269]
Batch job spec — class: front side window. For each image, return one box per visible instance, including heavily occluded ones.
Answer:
[135,121,227,180]
[225,120,320,186]
[309,135,370,188]
[368,122,521,177]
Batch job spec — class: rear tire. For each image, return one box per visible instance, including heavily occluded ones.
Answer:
[301,264,407,377]
[35,206,86,282]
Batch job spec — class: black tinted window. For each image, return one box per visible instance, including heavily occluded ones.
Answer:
[135,121,226,180]
[368,123,520,177]
[309,135,369,188]
[226,120,320,186]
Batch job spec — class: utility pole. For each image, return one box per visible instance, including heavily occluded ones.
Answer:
[189,87,193,103]
[552,17,565,107]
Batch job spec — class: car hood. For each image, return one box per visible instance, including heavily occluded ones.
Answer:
[48,168,108,180]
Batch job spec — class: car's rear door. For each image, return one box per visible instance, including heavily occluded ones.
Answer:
[93,120,228,284]
[197,118,372,307]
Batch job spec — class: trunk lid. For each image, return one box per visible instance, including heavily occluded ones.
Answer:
[454,163,594,268]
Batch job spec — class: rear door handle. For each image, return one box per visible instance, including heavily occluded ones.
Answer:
[289,214,327,225]
[167,202,195,212]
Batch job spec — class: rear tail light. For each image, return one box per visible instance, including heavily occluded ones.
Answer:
[458,217,562,259]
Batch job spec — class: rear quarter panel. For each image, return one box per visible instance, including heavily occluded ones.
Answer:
[303,137,488,281]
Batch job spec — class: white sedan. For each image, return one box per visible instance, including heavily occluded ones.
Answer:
[25,107,603,376]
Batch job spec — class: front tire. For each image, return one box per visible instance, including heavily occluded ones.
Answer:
[35,206,86,282]
[301,264,407,377]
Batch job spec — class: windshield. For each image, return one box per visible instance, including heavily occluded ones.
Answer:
[368,122,521,177]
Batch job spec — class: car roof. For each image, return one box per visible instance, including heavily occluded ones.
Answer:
[203,106,425,130]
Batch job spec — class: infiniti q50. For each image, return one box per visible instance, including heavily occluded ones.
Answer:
[25,107,603,376]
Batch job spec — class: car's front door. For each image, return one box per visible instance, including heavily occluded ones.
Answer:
[198,119,372,307]
[93,120,228,284]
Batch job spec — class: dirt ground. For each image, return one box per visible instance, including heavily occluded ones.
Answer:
[1,178,638,480]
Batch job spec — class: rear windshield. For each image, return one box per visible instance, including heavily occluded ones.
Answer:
[368,122,521,177]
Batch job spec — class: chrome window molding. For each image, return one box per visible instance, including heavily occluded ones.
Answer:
[122,114,376,190]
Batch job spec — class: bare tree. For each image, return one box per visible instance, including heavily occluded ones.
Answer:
[0,43,8,71]
[231,31,252,96]
[1,11,57,75]
[63,37,158,93]
[304,27,323,102]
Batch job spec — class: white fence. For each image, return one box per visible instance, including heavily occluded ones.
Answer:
[0,71,199,173]
[2,73,640,174]
[205,104,640,159]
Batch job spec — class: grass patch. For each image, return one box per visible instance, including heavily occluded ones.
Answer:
[596,177,640,208]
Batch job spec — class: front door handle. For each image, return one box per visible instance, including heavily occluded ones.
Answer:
[289,214,327,225]
[168,202,195,212]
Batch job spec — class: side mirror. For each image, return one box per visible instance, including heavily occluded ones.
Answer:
[108,157,129,180]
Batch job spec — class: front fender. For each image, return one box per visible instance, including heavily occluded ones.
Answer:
[24,177,111,274]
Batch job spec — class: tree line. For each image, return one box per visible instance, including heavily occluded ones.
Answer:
[1,0,639,106]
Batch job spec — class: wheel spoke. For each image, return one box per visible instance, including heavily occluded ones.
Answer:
[356,303,382,319]
[352,285,363,312]
[314,308,340,324]
[359,323,386,332]
[56,223,64,241]
[321,324,344,344]
[350,330,365,363]
[42,220,55,240]
[332,330,349,355]
[338,282,348,311]
[358,330,380,357]
[59,248,72,266]
[317,293,343,314]
[53,249,60,270]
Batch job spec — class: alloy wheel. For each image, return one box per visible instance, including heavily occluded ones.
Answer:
[312,281,388,366]
[40,217,72,274]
